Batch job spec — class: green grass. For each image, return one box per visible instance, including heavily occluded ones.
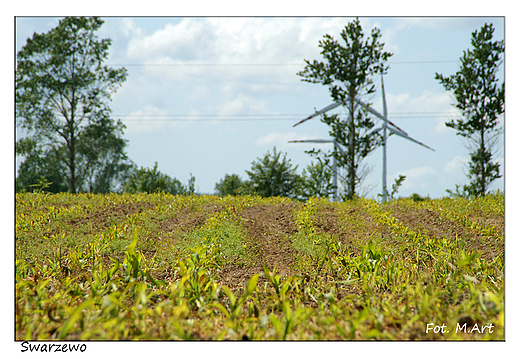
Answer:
[15,192,505,340]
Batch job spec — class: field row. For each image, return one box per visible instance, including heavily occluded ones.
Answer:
[15,192,505,340]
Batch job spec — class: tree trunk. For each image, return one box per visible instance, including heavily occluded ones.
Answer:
[68,83,77,194]
[68,122,76,194]
[479,128,486,195]
[347,95,356,199]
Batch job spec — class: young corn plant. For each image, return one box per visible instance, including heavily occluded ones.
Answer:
[176,251,219,312]
[212,274,260,335]
[268,301,309,340]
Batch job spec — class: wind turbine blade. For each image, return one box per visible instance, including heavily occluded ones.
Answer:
[293,102,342,127]
[368,126,383,136]
[355,98,384,119]
[288,139,333,144]
[289,139,348,157]
[387,127,435,151]
[335,142,348,155]
[386,125,408,138]
[355,98,409,135]
[305,139,334,144]
[381,74,388,120]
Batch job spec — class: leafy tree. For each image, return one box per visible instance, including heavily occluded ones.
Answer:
[76,116,134,193]
[186,173,197,195]
[244,147,302,198]
[389,174,406,200]
[15,138,68,193]
[435,23,504,197]
[215,174,245,196]
[16,17,131,193]
[300,159,336,201]
[297,18,392,200]
[123,162,190,195]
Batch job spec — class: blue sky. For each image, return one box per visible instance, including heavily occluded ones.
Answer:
[15,16,506,199]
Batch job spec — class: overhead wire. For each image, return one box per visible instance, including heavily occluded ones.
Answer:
[114,111,458,122]
[107,60,459,67]
[106,60,461,122]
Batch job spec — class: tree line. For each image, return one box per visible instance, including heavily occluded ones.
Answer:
[16,17,504,199]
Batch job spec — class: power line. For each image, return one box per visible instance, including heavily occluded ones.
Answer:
[108,63,304,67]
[119,119,294,122]
[107,60,459,67]
[390,60,459,64]
[114,111,457,122]
[115,111,454,117]
[115,114,306,116]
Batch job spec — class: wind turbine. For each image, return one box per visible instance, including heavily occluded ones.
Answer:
[293,74,434,202]
[288,139,347,201]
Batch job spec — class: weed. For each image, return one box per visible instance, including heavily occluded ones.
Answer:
[15,192,504,340]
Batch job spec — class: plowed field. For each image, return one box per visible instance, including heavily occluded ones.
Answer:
[15,192,505,340]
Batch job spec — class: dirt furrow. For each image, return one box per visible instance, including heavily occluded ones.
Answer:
[218,203,300,289]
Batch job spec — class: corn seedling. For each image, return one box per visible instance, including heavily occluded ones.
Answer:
[15,192,504,340]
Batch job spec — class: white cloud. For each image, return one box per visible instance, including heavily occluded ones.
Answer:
[377,90,459,135]
[444,154,503,176]
[121,18,142,38]
[119,17,399,115]
[400,166,436,179]
[385,92,411,108]
[127,19,212,61]
[393,165,437,193]
[255,132,299,149]
[444,155,469,174]
[217,94,268,116]
[122,18,354,82]
[205,17,350,64]
[391,17,503,32]
[376,21,403,56]
[408,91,449,111]
[255,132,303,150]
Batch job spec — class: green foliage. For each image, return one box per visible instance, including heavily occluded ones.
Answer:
[378,174,406,201]
[16,138,69,193]
[297,18,392,199]
[244,147,302,199]
[218,159,336,201]
[390,175,406,200]
[16,17,131,194]
[186,173,196,195]
[463,147,501,197]
[410,193,428,202]
[123,162,191,195]
[28,177,54,193]
[179,211,251,269]
[435,23,504,196]
[300,160,336,201]
[446,184,470,199]
[77,117,134,193]
[215,173,245,196]
[213,274,258,322]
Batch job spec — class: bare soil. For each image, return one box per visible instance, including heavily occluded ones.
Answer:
[385,204,504,262]
[74,199,504,288]
[218,203,301,290]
